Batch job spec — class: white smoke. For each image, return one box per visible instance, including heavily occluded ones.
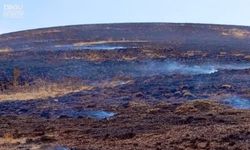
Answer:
[138,61,250,76]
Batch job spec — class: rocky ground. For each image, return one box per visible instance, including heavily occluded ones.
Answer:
[0,98,249,150]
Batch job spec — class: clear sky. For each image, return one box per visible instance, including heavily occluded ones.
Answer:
[1,0,250,34]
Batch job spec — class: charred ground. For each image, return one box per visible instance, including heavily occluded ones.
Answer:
[0,23,249,149]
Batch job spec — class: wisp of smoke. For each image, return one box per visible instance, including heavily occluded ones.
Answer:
[223,96,250,109]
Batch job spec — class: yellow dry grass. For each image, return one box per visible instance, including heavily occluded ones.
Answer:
[0,133,26,145]
[175,100,223,115]
[221,28,250,38]
[72,40,147,47]
[0,84,93,101]
[244,55,250,60]
[54,40,147,48]
[0,47,12,52]
[31,29,61,35]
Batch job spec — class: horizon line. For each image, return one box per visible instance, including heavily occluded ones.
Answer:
[1,21,250,35]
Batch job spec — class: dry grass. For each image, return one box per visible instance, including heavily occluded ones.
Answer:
[54,40,147,47]
[0,77,133,101]
[30,29,61,35]
[72,40,147,47]
[122,56,137,61]
[244,55,250,60]
[221,28,250,38]
[0,133,26,145]
[175,100,223,115]
[0,82,93,101]
[0,47,12,53]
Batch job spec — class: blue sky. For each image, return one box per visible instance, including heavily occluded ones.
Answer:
[1,0,250,34]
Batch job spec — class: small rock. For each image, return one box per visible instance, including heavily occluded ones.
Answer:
[197,142,208,148]
[25,138,34,143]
[58,115,70,119]
[182,90,195,98]
[134,92,144,98]
[221,84,232,89]
[18,108,28,114]
[40,135,56,143]
[174,91,182,97]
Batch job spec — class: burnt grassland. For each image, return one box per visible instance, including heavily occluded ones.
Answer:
[0,23,249,149]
